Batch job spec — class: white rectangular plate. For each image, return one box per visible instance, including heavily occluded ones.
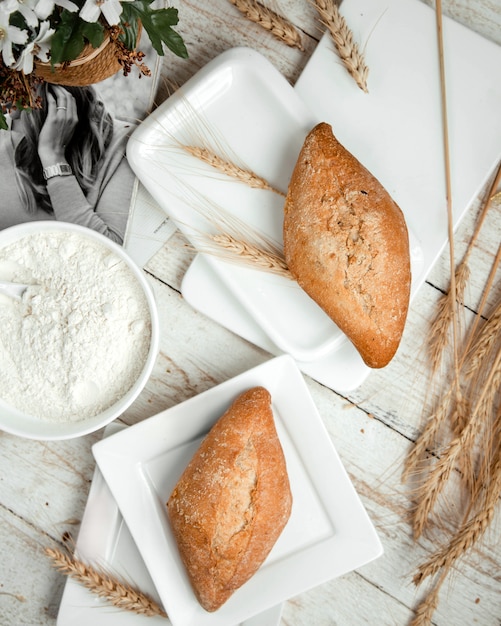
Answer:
[127,47,423,363]
[92,355,383,626]
[57,423,283,626]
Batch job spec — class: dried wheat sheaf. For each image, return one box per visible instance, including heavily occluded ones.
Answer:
[404,2,501,623]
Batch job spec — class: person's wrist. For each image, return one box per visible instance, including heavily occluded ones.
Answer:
[39,151,67,169]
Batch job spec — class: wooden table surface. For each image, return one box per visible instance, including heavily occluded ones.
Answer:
[1,1,501,625]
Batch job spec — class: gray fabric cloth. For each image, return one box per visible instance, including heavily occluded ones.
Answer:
[0,121,136,244]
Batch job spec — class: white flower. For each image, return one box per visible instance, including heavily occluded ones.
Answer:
[15,19,54,74]
[34,0,79,20]
[4,0,39,27]
[0,4,28,67]
[79,0,124,26]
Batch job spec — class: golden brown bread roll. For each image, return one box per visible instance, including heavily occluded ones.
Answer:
[283,122,411,368]
[166,386,292,612]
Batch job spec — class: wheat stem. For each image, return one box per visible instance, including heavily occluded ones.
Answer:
[45,547,167,618]
[312,0,369,92]
[462,160,501,266]
[435,0,461,403]
[227,0,303,50]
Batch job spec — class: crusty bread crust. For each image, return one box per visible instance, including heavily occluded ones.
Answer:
[283,122,411,368]
[167,387,292,612]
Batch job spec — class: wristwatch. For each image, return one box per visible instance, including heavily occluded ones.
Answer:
[43,163,73,180]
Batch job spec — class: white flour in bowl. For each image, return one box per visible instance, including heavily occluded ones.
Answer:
[0,231,152,422]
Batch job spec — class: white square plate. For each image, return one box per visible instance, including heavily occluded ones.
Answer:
[92,355,383,626]
[57,422,283,626]
[127,47,423,363]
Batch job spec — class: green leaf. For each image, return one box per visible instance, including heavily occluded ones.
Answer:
[149,11,188,58]
[119,4,140,50]
[124,3,188,58]
[0,111,8,131]
[159,26,188,58]
[81,20,104,49]
[50,10,104,66]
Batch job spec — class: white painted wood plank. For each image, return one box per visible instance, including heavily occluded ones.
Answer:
[2,2,500,625]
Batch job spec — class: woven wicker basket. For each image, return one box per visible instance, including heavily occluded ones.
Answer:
[34,25,142,86]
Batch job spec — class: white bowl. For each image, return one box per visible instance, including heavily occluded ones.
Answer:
[0,221,160,440]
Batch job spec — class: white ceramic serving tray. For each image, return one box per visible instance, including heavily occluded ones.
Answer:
[57,423,283,626]
[127,47,420,363]
[92,356,383,626]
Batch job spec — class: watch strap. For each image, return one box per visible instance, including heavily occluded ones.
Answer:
[43,163,73,180]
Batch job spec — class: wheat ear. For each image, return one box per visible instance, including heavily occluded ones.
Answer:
[428,162,501,372]
[427,258,470,373]
[45,547,167,618]
[412,348,501,538]
[210,232,291,278]
[410,568,449,626]
[463,300,501,383]
[402,383,456,483]
[414,427,501,585]
[227,0,303,50]
[181,145,285,196]
[312,0,369,92]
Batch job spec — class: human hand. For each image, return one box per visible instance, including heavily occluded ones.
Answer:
[38,86,78,168]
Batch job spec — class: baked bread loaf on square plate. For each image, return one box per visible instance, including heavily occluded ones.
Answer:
[283,122,411,368]
[166,386,292,612]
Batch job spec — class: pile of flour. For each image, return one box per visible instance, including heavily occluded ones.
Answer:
[0,231,152,422]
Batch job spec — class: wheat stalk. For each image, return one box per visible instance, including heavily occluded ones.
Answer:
[209,232,291,278]
[227,0,303,50]
[409,584,441,626]
[406,6,501,621]
[414,430,501,585]
[148,88,286,197]
[462,298,501,379]
[402,387,455,483]
[312,0,369,92]
[426,277,465,374]
[411,348,501,540]
[461,161,501,267]
[410,568,450,626]
[182,145,285,196]
[45,547,167,618]
[429,163,501,371]
[161,177,291,279]
[411,410,464,539]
